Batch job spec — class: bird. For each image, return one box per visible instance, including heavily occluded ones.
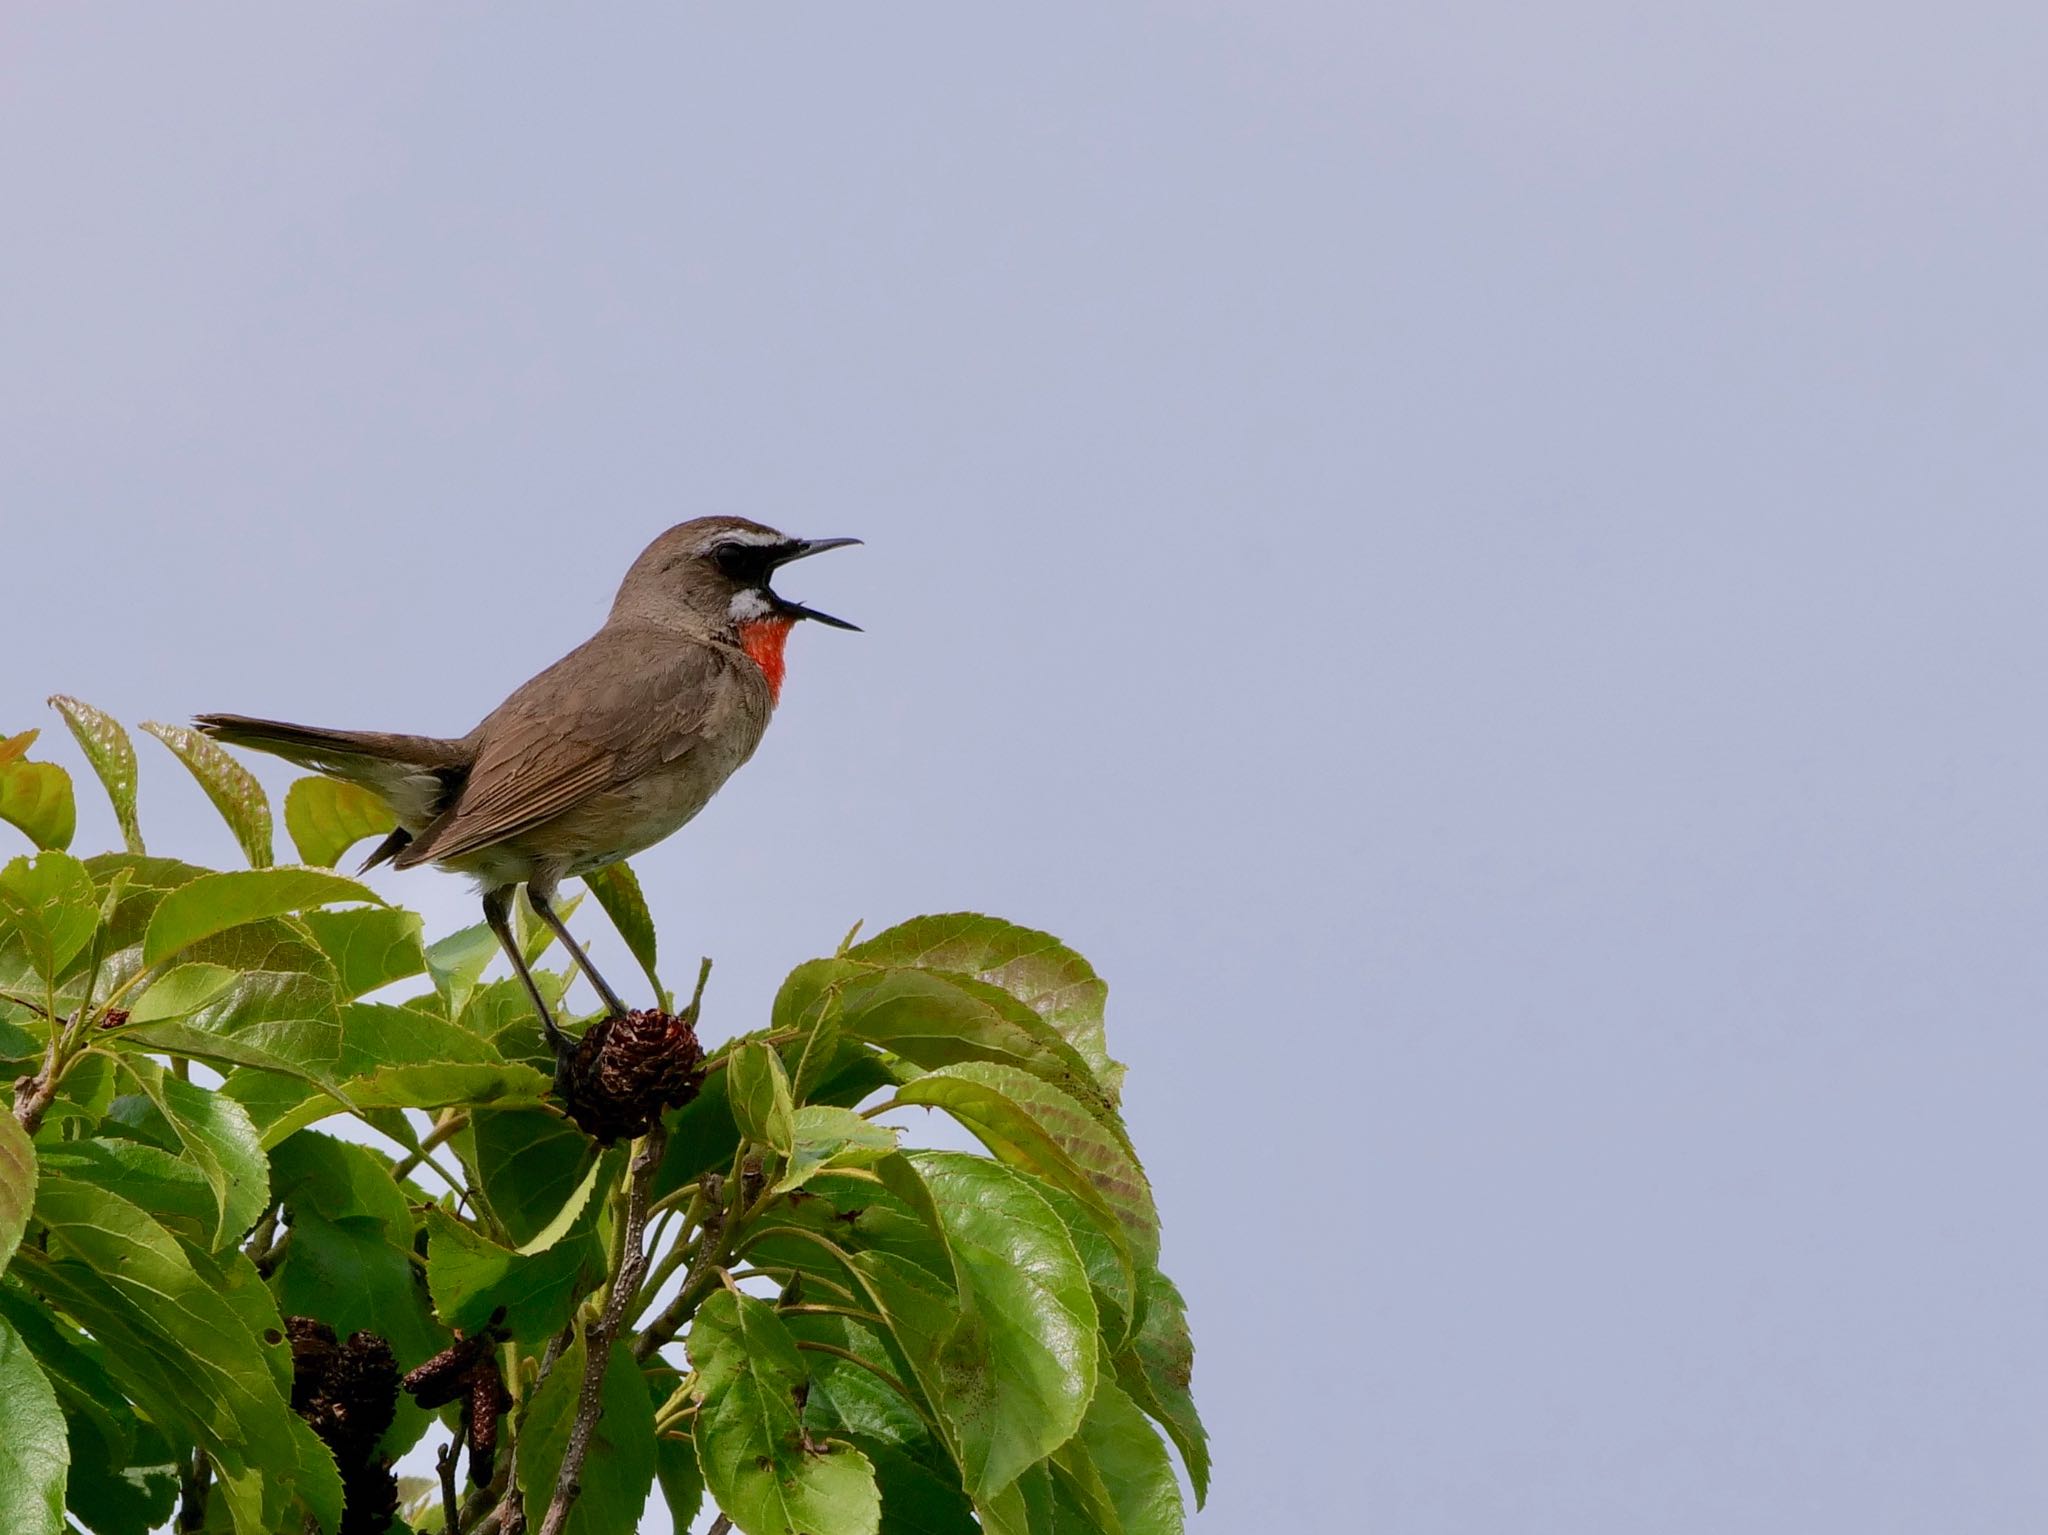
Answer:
[196,515,860,1076]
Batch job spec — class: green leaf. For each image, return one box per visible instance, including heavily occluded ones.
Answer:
[425,922,501,1017]
[584,861,666,1006]
[471,1107,598,1247]
[49,696,144,855]
[849,1153,1097,1500]
[422,1205,601,1346]
[850,914,1122,1099]
[727,1040,796,1156]
[282,775,397,869]
[34,1137,216,1244]
[128,961,238,1023]
[1054,1351,1184,1535]
[0,851,98,985]
[142,867,382,968]
[785,989,844,1105]
[301,906,426,999]
[783,1310,977,1535]
[0,748,75,854]
[64,853,208,996]
[1113,1270,1209,1505]
[653,1424,705,1534]
[894,1060,1158,1270]
[517,1335,655,1535]
[65,1419,179,1535]
[118,938,347,1087]
[1028,1175,1137,1351]
[789,962,1116,1131]
[115,1021,347,1105]
[0,1112,31,1271]
[0,1315,68,1535]
[773,1105,899,1195]
[141,722,274,867]
[115,1060,270,1247]
[24,1174,340,1527]
[271,1129,412,1237]
[0,1285,179,1533]
[687,1289,883,1535]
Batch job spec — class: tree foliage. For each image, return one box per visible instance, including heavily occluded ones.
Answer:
[0,702,1206,1534]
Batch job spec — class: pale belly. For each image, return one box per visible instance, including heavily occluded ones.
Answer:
[442,722,766,888]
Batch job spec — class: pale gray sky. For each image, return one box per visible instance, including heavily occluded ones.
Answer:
[7,5,2048,1531]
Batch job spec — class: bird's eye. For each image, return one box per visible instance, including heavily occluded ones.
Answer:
[714,543,768,582]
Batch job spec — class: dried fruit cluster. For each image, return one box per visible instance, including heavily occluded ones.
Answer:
[558,1006,706,1142]
[286,1317,399,1535]
[401,1311,513,1488]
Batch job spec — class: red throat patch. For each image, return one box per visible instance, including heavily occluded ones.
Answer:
[737,616,798,703]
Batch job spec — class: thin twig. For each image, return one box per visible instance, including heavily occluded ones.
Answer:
[391,1110,469,1183]
[535,1123,667,1535]
[436,1442,464,1535]
[632,1173,729,1362]
[707,1516,733,1535]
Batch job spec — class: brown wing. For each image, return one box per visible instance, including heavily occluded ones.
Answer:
[395,628,752,869]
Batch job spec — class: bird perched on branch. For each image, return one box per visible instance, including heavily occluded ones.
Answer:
[197,516,860,1077]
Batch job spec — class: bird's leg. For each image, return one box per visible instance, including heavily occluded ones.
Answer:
[526,882,633,1020]
[482,886,574,1078]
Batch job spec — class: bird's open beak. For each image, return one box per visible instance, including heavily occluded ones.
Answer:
[768,537,862,630]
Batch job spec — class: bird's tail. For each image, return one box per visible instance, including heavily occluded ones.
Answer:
[194,714,472,867]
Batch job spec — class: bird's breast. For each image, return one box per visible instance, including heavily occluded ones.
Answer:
[736,616,798,703]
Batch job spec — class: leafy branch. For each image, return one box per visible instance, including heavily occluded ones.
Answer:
[0,701,1208,1535]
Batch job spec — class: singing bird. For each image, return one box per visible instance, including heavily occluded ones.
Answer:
[197,516,860,1071]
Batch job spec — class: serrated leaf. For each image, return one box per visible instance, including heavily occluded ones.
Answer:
[128,961,238,1023]
[1054,1348,1184,1535]
[142,722,273,867]
[728,1040,796,1155]
[48,696,143,855]
[783,1309,976,1535]
[1027,1174,1136,1351]
[425,921,500,1017]
[34,1137,217,1243]
[653,1421,706,1533]
[423,1205,602,1345]
[785,961,1117,1133]
[773,1105,899,1195]
[23,1174,340,1527]
[518,1334,655,1535]
[0,1114,30,1272]
[282,775,397,869]
[302,906,426,999]
[0,851,97,986]
[1113,1270,1209,1505]
[115,1059,270,1247]
[584,860,666,1005]
[687,1289,883,1535]
[895,1060,1158,1270]
[119,947,347,1088]
[0,755,74,854]
[142,867,381,968]
[0,1316,68,1535]
[0,1285,179,1533]
[851,914,1122,1099]
[471,1107,598,1247]
[848,1153,1097,1501]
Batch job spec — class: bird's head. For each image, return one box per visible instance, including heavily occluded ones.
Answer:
[612,516,862,696]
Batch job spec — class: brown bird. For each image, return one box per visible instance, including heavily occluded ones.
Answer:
[197,516,859,1072]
